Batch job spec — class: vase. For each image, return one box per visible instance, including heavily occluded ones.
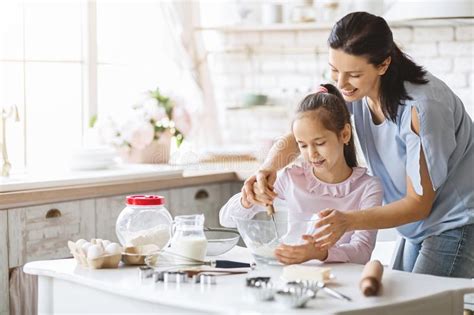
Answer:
[120,132,172,164]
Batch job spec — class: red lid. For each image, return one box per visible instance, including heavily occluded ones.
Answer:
[126,195,165,206]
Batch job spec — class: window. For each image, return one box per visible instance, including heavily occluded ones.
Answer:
[0,0,188,173]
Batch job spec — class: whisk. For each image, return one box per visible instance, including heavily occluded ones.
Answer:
[144,250,254,271]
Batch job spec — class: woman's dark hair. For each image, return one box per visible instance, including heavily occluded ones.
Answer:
[328,12,428,122]
[295,83,358,168]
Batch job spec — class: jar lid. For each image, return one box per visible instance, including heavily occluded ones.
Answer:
[126,195,165,206]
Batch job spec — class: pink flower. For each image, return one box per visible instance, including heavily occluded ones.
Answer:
[127,124,155,150]
[143,98,167,122]
[172,103,192,136]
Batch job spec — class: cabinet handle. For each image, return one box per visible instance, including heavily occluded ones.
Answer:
[194,189,209,200]
[45,208,62,219]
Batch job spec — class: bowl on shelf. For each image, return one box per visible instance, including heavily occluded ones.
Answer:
[232,213,319,265]
[241,93,268,107]
[205,228,241,256]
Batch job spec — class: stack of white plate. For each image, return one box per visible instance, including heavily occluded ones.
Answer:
[69,147,117,171]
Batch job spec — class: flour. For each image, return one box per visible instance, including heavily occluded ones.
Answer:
[127,224,171,249]
[247,239,280,260]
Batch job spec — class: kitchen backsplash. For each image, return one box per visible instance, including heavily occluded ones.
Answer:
[204,24,474,148]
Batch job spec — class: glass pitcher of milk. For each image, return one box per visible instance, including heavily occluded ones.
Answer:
[169,214,208,261]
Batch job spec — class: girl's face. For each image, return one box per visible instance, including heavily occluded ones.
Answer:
[293,113,351,182]
[328,48,390,102]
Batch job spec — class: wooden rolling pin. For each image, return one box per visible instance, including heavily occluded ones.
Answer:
[360,260,384,296]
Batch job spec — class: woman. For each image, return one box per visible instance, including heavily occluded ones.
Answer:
[243,12,474,278]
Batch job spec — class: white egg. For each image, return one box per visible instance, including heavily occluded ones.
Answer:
[87,244,104,259]
[102,240,111,248]
[105,243,122,255]
[81,242,92,254]
[75,239,87,248]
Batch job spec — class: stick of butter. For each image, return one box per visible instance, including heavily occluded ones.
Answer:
[282,265,332,282]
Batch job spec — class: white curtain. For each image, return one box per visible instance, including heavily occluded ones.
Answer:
[158,1,221,153]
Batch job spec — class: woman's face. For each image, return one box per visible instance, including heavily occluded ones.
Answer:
[293,113,350,181]
[328,48,389,102]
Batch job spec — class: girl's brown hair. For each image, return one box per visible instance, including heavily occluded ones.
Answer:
[295,83,358,167]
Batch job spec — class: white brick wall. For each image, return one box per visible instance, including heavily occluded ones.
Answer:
[413,27,454,42]
[439,41,474,57]
[203,24,474,145]
[456,26,474,41]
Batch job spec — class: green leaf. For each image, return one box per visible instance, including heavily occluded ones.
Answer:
[89,115,98,128]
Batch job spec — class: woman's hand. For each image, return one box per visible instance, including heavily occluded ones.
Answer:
[274,242,328,265]
[311,209,351,250]
[241,169,278,207]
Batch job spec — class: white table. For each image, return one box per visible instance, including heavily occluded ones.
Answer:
[24,247,473,315]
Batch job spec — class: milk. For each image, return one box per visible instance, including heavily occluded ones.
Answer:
[169,237,208,261]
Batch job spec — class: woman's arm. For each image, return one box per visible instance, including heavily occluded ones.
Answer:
[242,133,300,206]
[323,178,383,264]
[313,108,436,249]
[260,133,300,172]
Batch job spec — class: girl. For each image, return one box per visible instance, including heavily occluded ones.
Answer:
[220,84,383,265]
[243,12,474,278]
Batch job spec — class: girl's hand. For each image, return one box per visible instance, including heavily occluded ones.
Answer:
[242,169,278,206]
[311,209,350,250]
[274,242,328,265]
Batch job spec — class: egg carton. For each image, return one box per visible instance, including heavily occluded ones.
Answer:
[121,244,160,265]
[68,239,122,269]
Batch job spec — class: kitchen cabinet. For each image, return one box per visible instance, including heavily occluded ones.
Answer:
[1,180,243,315]
[0,211,9,315]
[8,200,96,267]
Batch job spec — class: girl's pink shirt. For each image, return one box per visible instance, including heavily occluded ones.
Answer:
[219,163,384,264]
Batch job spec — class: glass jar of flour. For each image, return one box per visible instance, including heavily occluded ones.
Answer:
[169,214,208,261]
[115,195,173,249]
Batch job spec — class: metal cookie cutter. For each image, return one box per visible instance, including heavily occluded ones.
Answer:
[192,273,217,285]
[153,271,188,284]
[246,277,271,287]
[246,277,274,301]
[274,286,316,309]
[138,266,154,280]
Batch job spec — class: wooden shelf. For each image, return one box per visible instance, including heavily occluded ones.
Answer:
[195,22,334,32]
[195,18,474,33]
[225,105,289,112]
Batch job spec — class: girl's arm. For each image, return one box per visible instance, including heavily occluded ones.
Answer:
[313,108,436,249]
[242,133,300,206]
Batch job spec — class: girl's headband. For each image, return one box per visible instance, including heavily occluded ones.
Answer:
[317,86,328,94]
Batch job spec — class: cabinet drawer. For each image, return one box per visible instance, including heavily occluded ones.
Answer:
[8,200,95,267]
[95,195,125,243]
[170,183,236,227]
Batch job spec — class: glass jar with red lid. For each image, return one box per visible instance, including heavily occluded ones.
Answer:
[115,195,173,249]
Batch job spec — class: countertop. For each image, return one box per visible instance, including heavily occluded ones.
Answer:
[0,162,259,210]
[24,246,474,315]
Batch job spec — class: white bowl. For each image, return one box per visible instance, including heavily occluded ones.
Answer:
[205,229,240,256]
[233,214,319,265]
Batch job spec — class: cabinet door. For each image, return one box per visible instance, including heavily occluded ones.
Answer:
[95,195,126,243]
[169,182,243,228]
[8,199,95,267]
[169,184,220,227]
